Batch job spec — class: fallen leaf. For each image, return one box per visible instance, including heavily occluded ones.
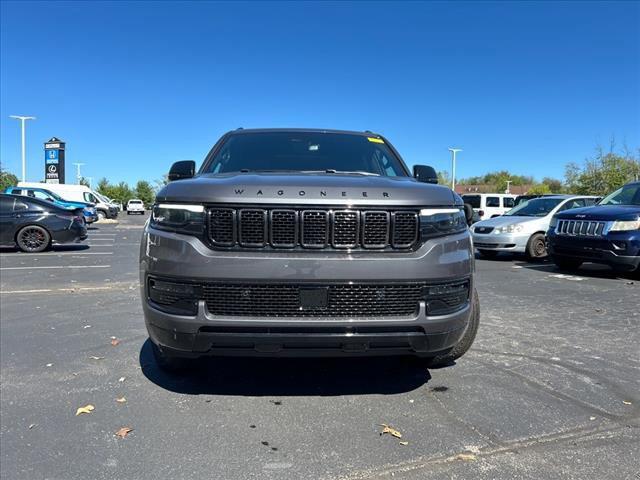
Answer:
[89,356,105,360]
[118,377,126,383]
[116,397,127,403]
[110,339,120,346]
[115,427,133,439]
[399,441,409,446]
[623,400,632,405]
[379,424,402,438]
[83,325,92,329]
[75,404,95,416]
[454,453,477,461]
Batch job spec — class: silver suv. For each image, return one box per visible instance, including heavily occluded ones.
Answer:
[140,129,479,371]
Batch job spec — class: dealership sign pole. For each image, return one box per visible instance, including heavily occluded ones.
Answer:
[44,137,66,184]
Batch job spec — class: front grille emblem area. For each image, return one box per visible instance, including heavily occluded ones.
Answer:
[207,207,419,251]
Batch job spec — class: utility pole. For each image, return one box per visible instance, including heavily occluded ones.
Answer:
[9,115,36,182]
[85,177,93,189]
[505,180,512,194]
[72,163,85,184]
[448,148,462,192]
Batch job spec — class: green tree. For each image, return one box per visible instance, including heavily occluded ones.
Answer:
[564,144,640,195]
[541,177,565,193]
[527,183,552,195]
[0,164,19,191]
[79,177,91,187]
[437,170,451,186]
[135,180,156,207]
[459,170,534,192]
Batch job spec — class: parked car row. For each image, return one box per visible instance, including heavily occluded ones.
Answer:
[470,182,640,275]
[0,194,87,252]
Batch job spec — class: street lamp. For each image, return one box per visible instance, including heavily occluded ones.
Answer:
[72,163,85,184]
[9,115,36,182]
[448,148,462,191]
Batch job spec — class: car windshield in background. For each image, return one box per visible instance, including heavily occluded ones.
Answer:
[599,184,640,206]
[504,197,564,217]
[461,195,481,208]
[202,132,409,177]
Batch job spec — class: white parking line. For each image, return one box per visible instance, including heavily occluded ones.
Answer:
[0,252,113,257]
[0,265,111,271]
[1,286,117,294]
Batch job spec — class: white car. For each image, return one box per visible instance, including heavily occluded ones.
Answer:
[126,199,145,214]
[461,193,517,222]
[471,195,599,260]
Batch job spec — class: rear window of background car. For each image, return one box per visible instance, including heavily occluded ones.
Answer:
[486,197,500,207]
[461,195,481,208]
[503,197,515,208]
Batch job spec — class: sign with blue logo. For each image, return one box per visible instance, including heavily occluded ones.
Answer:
[45,149,59,162]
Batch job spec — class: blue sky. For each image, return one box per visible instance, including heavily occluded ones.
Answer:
[1,1,638,187]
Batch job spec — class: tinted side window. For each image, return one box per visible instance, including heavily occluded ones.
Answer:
[84,192,97,203]
[461,195,481,208]
[0,197,13,213]
[486,197,500,207]
[503,197,515,208]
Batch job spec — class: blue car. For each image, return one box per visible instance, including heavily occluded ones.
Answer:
[4,186,98,224]
[547,181,640,274]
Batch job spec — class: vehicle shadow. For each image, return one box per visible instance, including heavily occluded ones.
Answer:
[139,339,432,396]
[0,244,91,253]
[519,261,635,280]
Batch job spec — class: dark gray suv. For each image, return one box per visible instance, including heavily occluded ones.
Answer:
[140,129,479,371]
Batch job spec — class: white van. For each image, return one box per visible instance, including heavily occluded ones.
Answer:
[17,182,118,220]
[461,193,516,221]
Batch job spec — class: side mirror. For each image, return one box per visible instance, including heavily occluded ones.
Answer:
[413,165,438,184]
[168,160,196,181]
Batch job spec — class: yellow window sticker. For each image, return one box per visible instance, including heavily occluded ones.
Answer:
[367,137,384,144]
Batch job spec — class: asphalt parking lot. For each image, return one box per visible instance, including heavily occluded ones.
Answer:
[1,213,638,480]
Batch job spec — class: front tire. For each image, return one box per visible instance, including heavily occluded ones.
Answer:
[97,210,106,221]
[151,342,191,373]
[421,289,480,368]
[16,225,51,253]
[551,255,583,271]
[526,233,547,260]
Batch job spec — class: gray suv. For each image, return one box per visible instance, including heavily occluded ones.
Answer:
[140,129,479,371]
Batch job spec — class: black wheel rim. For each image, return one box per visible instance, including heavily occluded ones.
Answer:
[19,228,46,251]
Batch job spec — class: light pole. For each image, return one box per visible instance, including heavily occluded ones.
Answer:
[85,177,93,189]
[72,163,85,184]
[448,148,462,191]
[9,115,36,182]
[505,180,512,194]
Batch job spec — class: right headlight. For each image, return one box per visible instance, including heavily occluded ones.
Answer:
[150,203,205,235]
[419,208,467,239]
[609,219,640,231]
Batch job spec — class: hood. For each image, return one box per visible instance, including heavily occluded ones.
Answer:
[156,173,457,207]
[474,214,546,228]
[555,205,640,221]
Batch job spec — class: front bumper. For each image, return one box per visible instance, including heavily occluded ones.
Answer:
[140,226,475,357]
[472,231,530,252]
[548,231,640,271]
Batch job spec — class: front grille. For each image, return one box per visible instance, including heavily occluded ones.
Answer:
[148,278,470,318]
[473,226,494,234]
[206,207,419,250]
[557,219,605,236]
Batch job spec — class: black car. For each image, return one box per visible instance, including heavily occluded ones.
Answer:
[0,193,87,252]
[547,181,640,274]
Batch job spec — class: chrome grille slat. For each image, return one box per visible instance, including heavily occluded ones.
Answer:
[206,207,419,250]
[557,220,605,237]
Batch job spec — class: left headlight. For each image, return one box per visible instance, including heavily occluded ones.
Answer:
[609,219,640,232]
[419,208,467,238]
[150,203,205,235]
[494,224,524,234]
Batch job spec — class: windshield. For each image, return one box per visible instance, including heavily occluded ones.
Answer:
[202,132,409,176]
[504,197,564,217]
[42,189,64,201]
[599,184,640,206]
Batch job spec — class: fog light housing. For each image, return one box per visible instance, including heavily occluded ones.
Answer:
[148,278,200,316]
[422,280,470,315]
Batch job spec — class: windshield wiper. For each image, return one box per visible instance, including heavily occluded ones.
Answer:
[322,169,380,176]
